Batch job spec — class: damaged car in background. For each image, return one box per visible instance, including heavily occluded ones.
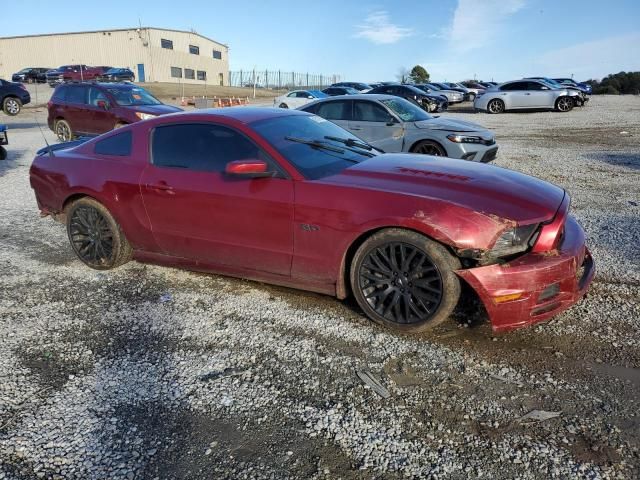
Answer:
[301,94,498,161]
[29,108,594,333]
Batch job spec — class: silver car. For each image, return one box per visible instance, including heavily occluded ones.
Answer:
[300,94,498,162]
[414,83,464,103]
[474,80,576,114]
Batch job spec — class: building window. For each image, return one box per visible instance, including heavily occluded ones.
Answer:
[189,45,200,55]
[212,50,222,60]
[170,67,182,78]
[161,38,174,49]
[197,70,207,81]
[185,69,195,80]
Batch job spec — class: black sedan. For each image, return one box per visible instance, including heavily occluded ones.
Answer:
[11,68,50,84]
[366,84,448,112]
[322,86,360,96]
[96,68,135,83]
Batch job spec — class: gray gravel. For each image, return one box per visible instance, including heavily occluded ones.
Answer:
[0,96,639,479]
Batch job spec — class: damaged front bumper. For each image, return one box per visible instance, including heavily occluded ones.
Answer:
[456,215,595,332]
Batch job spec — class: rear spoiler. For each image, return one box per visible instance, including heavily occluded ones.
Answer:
[36,135,96,156]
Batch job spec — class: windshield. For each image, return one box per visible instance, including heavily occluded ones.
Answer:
[108,87,161,106]
[106,68,124,74]
[381,98,431,122]
[252,114,378,180]
[308,90,328,98]
[425,83,441,90]
[18,68,31,73]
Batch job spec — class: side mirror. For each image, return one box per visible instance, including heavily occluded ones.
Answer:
[307,95,314,99]
[386,116,398,126]
[97,100,110,110]
[541,86,549,90]
[225,159,273,178]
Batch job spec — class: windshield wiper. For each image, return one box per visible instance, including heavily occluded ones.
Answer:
[285,136,345,154]
[323,136,380,156]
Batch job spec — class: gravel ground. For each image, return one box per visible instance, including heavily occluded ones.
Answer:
[0,96,639,479]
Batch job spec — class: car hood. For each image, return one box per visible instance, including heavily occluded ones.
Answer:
[121,104,183,115]
[414,118,490,134]
[322,154,565,225]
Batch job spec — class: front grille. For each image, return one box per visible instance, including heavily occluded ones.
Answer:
[480,147,498,163]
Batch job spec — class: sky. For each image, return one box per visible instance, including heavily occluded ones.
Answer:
[2,0,639,82]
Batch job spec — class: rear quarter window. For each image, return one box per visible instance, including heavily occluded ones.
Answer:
[94,131,132,156]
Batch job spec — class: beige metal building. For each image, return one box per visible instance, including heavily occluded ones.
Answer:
[0,27,229,85]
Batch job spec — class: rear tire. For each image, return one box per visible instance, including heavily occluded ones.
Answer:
[487,98,504,114]
[555,96,573,112]
[3,97,22,116]
[66,198,132,270]
[468,93,476,102]
[0,146,6,161]
[411,140,447,156]
[55,119,74,142]
[350,228,461,333]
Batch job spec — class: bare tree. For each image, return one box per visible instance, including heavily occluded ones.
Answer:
[396,67,410,83]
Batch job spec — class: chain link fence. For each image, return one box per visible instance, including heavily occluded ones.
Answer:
[229,70,341,91]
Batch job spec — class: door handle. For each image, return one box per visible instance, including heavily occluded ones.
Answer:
[524,93,531,95]
[146,182,175,195]
[350,127,362,131]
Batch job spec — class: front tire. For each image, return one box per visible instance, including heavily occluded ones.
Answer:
[487,98,504,114]
[3,97,22,116]
[411,140,447,156]
[279,103,289,109]
[468,93,476,102]
[55,119,74,141]
[350,229,461,333]
[555,96,573,112]
[66,198,132,270]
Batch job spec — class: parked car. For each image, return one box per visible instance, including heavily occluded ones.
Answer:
[553,78,592,95]
[440,82,475,101]
[0,125,7,160]
[301,94,498,161]
[413,84,464,103]
[0,79,31,116]
[330,82,372,92]
[460,81,487,97]
[11,68,50,84]
[273,90,328,109]
[29,107,594,333]
[47,82,182,140]
[322,86,360,96]
[46,65,110,87]
[97,68,135,83]
[367,84,447,112]
[526,77,587,106]
[474,80,575,114]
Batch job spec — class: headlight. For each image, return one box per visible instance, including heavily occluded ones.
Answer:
[135,112,157,120]
[447,134,485,144]
[489,224,539,258]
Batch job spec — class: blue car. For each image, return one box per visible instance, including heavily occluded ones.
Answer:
[553,78,592,95]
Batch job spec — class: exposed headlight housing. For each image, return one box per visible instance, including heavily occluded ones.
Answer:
[447,134,485,144]
[489,224,539,258]
[135,112,157,120]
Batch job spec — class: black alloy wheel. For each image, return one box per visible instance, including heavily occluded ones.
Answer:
[66,198,132,270]
[412,140,447,156]
[350,229,461,333]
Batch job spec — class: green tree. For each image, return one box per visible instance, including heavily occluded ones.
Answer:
[409,65,430,83]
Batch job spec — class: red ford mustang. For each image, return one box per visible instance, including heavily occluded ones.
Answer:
[29,108,594,332]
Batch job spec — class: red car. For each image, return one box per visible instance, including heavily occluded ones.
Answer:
[47,82,182,141]
[29,108,594,333]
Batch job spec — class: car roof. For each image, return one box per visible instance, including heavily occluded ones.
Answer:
[185,107,312,124]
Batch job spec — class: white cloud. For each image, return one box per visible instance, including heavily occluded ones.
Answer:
[450,0,526,52]
[353,11,413,45]
[536,32,640,80]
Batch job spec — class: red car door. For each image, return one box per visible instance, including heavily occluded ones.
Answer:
[87,86,117,133]
[139,121,294,276]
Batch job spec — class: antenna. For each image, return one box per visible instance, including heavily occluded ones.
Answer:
[31,82,55,157]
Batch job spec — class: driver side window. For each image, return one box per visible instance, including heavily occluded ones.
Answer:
[353,101,390,122]
[152,123,276,173]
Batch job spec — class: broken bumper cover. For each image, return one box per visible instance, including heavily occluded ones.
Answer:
[457,215,595,332]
